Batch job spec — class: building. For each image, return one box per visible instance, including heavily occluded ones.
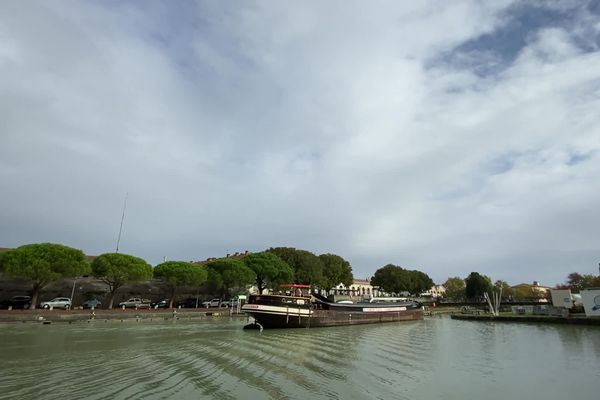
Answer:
[333,278,384,298]
[421,284,446,298]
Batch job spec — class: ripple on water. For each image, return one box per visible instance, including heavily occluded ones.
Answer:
[1,317,599,400]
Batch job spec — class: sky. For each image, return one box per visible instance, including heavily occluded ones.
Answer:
[1,0,600,287]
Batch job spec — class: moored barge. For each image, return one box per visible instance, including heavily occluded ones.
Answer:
[241,285,423,329]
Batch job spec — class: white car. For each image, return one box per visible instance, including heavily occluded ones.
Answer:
[40,297,71,310]
[202,298,226,308]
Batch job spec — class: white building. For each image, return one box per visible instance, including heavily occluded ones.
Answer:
[421,284,446,298]
[333,278,385,298]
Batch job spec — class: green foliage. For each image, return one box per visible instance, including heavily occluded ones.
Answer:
[493,280,514,298]
[204,268,224,294]
[268,247,324,286]
[561,272,600,293]
[205,258,255,296]
[154,261,208,288]
[443,277,466,301]
[465,272,493,300]
[0,243,90,309]
[319,253,353,290]
[371,264,434,295]
[512,283,535,299]
[153,261,208,307]
[243,251,293,294]
[91,252,152,308]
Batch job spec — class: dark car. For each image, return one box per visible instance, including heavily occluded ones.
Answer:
[82,298,102,309]
[151,299,170,309]
[177,297,201,308]
[0,295,32,309]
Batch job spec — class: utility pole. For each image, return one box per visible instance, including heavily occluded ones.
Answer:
[115,192,128,253]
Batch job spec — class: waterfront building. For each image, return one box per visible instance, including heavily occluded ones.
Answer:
[332,278,384,298]
[420,284,446,298]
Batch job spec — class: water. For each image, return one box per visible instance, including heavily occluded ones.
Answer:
[0,316,598,400]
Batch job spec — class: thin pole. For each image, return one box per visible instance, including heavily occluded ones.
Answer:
[116,193,128,253]
[70,277,78,305]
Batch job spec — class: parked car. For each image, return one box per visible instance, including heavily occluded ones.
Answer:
[176,298,201,308]
[118,298,151,309]
[202,298,226,308]
[221,299,240,307]
[82,298,102,309]
[40,297,71,310]
[151,299,170,309]
[0,295,32,309]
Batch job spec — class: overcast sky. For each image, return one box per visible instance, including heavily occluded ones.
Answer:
[1,1,600,286]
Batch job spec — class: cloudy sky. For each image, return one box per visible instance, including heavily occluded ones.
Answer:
[1,1,600,286]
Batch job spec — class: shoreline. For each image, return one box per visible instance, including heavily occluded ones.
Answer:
[451,313,600,326]
[0,308,245,324]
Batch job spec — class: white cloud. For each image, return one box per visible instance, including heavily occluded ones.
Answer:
[1,0,599,287]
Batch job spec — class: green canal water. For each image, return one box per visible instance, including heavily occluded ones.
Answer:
[0,316,598,400]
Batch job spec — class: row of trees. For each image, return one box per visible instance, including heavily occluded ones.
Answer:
[556,272,600,292]
[442,270,600,302]
[1,243,441,306]
[443,273,541,301]
[0,243,357,309]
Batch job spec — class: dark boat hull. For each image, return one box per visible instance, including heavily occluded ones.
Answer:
[244,307,423,329]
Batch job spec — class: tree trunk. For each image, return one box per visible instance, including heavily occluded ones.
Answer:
[108,289,116,309]
[30,284,42,310]
[169,287,176,308]
[257,278,265,294]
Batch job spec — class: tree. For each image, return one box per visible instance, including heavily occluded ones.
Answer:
[319,253,353,291]
[561,272,600,293]
[243,251,293,294]
[465,272,493,300]
[91,253,152,309]
[0,243,90,309]
[268,247,324,286]
[371,264,434,296]
[443,277,465,301]
[494,280,514,298]
[205,258,255,298]
[153,261,208,308]
[408,270,435,295]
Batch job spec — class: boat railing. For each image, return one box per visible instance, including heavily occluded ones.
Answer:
[250,295,310,307]
[369,297,409,303]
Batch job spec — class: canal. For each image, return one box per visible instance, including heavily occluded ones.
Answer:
[0,316,598,399]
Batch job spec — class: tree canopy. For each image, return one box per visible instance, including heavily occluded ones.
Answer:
[319,253,353,291]
[442,277,466,301]
[557,272,600,293]
[0,243,90,309]
[243,251,293,294]
[371,264,434,295]
[512,283,536,299]
[91,252,152,308]
[464,272,493,300]
[153,261,208,307]
[493,280,515,298]
[268,247,324,286]
[205,258,256,297]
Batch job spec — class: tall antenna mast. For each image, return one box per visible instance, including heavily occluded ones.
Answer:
[115,192,128,253]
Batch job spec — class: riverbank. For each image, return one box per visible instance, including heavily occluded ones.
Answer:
[0,308,245,323]
[451,313,600,326]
